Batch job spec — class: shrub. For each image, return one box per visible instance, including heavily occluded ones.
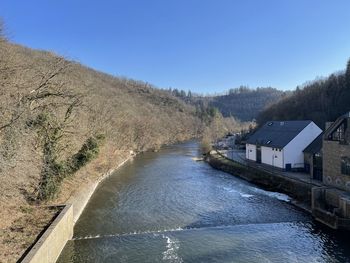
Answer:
[37,169,60,200]
[37,134,105,201]
[68,135,104,173]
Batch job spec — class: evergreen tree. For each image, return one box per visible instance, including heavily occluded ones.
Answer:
[180,90,186,98]
[172,88,180,97]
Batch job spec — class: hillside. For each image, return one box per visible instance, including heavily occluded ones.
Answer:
[257,60,350,128]
[0,37,235,261]
[169,87,286,121]
[208,87,286,121]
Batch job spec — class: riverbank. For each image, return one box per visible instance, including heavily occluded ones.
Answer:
[205,150,318,212]
[20,148,134,263]
[55,147,134,224]
[0,144,133,263]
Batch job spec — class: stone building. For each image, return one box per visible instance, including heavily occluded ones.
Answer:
[323,112,350,191]
[311,112,350,229]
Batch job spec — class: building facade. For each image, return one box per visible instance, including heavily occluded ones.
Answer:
[246,120,322,170]
[323,112,350,191]
[311,113,350,229]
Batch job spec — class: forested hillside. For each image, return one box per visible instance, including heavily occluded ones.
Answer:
[0,27,237,261]
[169,86,286,121]
[257,60,350,128]
[208,87,286,121]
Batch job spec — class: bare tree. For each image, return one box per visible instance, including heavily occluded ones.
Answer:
[0,57,79,131]
[0,53,83,183]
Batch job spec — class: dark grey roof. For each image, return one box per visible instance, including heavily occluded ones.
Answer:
[246,120,312,148]
[303,133,323,154]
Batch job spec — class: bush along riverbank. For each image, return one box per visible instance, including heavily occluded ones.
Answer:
[205,150,315,212]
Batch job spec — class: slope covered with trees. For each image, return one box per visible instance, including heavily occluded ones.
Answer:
[207,87,286,121]
[0,25,236,261]
[168,86,286,121]
[257,60,350,128]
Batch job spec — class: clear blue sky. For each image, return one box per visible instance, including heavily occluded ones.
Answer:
[1,0,350,93]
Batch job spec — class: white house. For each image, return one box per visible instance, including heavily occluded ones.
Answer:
[246,120,322,170]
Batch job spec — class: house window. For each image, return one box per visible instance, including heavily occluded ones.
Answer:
[341,157,350,175]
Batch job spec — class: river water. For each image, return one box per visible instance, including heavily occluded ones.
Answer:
[58,141,350,263]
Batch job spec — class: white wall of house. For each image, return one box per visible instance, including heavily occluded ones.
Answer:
[261,146,284,168]
[261,146,273,166]
[273,148,284,168]
[284,122,322,169]
[246,144,257,161]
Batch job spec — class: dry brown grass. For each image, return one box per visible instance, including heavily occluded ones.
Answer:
[0,206,60,262]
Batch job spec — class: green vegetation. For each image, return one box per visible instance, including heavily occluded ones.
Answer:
[257,59,350,128]
[38,134,104,201]
[27,110,105,200]
[69,135,105,173]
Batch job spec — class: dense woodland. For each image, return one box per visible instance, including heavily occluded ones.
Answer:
[168,86,286,122]
[207,87,286,121]
[257,60,350,128]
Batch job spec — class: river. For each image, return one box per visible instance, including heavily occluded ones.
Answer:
[58,141,350,263]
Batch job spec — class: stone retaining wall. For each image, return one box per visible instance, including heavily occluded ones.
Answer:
[68,156,131,223]
[21,205,73,263]
[206,151,312,204]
